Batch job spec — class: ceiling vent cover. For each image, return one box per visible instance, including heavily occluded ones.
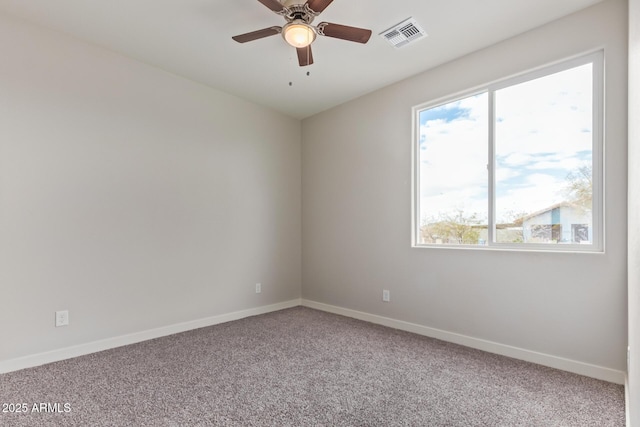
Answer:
[380,18,427,48]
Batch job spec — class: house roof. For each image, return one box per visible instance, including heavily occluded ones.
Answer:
[518,202,585,223]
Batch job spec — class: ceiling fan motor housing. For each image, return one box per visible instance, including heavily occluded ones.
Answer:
[283,0,308,7]
[279,1,319,24]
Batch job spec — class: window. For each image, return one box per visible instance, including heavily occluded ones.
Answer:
[412,51,603,251]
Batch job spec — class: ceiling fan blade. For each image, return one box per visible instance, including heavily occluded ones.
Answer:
[318,22,372,44]
[257,0,287,13]
[306,0,334,14]
[232,27,281,43]
[296,46,314,66]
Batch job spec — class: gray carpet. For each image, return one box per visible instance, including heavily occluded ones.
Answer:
[0,307,625,426]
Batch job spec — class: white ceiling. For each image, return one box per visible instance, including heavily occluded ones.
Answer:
[0,0,604,119]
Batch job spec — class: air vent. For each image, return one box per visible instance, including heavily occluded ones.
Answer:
[379,18,427,48]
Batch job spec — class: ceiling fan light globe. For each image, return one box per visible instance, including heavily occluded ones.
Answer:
[283,23,316,48]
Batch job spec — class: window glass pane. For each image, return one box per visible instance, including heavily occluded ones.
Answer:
[413,53,601,251]
[494,64,593,245]
[418,93,488,245]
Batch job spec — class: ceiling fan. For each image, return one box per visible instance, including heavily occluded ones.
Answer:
[232,0,372,67]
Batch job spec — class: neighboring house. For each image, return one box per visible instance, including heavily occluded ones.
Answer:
[520,202,591,244]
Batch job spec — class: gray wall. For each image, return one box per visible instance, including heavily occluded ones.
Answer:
[0,14,301,362]
[629,0,639,422]
[0,0,631,404]
[302,0,628,373]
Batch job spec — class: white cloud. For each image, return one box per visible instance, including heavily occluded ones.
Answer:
[495,167,520,183]
[500,152,535,167]
[495,172,567,221]
[419,93,488,219]
[527,157,585,171]
[495,63,593,157]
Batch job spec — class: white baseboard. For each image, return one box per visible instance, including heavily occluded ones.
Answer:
[0,299,301,374]
[626,374,631,427]
[302,299,626,385]
[2,298,626,387]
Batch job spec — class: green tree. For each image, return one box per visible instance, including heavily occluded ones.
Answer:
[421,210,482,244]
[564,165,592,210]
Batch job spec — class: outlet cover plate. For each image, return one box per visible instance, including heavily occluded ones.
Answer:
[382,290,390,302]
[55,310,69,327]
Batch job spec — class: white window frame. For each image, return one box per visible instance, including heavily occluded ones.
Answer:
[411,50,604,252]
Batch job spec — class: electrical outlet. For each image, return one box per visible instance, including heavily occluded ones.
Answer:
[255,283,262,294]
[382,290,390,302]
[55,310,69,327]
